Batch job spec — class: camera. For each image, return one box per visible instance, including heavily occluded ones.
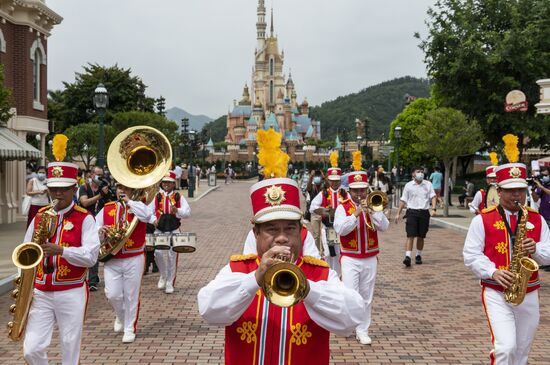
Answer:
[526,176,541,186]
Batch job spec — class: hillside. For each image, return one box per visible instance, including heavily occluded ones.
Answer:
[166,107,213,131]
[310,76,430,141]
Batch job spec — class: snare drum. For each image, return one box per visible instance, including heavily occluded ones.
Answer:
[171,232,196,253]
[326,228,338,246]
[154,233,172,250]
[145,234,155,252]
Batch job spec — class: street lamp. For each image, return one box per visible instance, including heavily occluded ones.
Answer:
[181,117,189,165]
[394,124,402,185]
[188,130,196,198]
[94,83,108,168]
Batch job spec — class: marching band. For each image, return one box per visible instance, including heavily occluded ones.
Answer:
[6,128,550,365]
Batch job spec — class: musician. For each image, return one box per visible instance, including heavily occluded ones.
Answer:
[23,161,99,365]
[463,162,550,365]
[242,224,321,258]
[309,165,344,274]
[96,183,153,343]
[149,171,190,294]
[333,170,389,345]
[469,165,498,214]
[198,177,364,365]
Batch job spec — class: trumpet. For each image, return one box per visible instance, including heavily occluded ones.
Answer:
[261,254,309,308]
[360,189,388,212]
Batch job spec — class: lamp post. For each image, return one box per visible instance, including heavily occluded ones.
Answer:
[188,130,196,198]
[394,124,402,185]
[181,117,189,164]
[93,83,108,168]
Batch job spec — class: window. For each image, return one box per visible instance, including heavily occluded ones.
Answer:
[269,81,274,104]
[269,58,274,76]
[0,28,5,53]
[30,38,46,110]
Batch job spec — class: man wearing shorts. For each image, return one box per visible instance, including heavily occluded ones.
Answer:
[395,167,437,267]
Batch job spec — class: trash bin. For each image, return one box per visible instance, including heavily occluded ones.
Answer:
[208,172,217,187]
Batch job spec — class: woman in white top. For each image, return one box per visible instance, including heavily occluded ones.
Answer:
[26,166,49,227]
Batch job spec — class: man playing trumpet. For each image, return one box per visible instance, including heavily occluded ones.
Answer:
[198,129,364,365]
[96,183,153,343]
[334,152,389,345]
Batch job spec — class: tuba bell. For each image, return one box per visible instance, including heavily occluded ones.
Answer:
[363,188,388,212]
[98,126,172,262]
[261,254,309,307]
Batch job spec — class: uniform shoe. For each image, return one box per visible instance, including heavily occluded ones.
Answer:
[122,331,135,343]
[165,282,174,294]
[403,256,411,267]
[114,317,123,333]
[415,255,423,265]
[89,285,98,292]
[356,332,372,345]
[157,277,166,290]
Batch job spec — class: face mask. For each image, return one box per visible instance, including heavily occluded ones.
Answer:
[415,173,424,181]
[542,176,550,184]
[313,176,322,185]
[37,173,46,180]
[87,178,93,184]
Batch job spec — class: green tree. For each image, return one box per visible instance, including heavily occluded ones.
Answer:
[414,107,483,216]
[49,63,156,129]
[418,0,550,150]
[389,98,437,167]
[0,64,14,125]
[111,111,178,142]
[201,115,227,142]
[64,123,115,170]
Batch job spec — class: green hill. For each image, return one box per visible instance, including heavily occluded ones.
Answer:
[310,76,430,141]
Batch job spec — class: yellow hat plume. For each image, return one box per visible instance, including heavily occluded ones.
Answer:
[257,128,289,178]
[329,151,338,168]
[502,134,519,163]
[52,134,69,162]
[489,152,498,166]
[352,151,362,171]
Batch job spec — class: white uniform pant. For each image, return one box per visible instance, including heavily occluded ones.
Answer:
[320,225,341,277]
[482,287,539,365]
[341,255,377,334]
[24,285,88,365]
[104,254,145,334]
[154,229,180,286]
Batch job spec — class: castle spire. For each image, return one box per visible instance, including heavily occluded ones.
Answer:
[256,0,267,41]
[270,7,274,36]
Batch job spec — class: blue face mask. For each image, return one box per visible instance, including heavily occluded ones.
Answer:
[313,176,322,185]
[542,176,550,184]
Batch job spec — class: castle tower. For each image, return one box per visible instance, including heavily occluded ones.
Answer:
[256,0,267,48]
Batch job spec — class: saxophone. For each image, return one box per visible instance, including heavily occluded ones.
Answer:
[504,201,539,305]
[7,200,58,341]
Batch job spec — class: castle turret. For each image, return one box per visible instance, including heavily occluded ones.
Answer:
[256,0,267,48]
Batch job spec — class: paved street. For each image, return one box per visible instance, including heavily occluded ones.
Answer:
[1,180,550,364]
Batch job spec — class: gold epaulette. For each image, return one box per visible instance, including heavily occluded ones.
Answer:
[230,254,258,262]
[526,207,539,213]
[481,206,497,214]
[37,205,50,213]
[104,201,117,207]
[73,205,88,214]
[302,256,329,267]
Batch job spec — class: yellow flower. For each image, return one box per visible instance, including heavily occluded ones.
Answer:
[493,221,506,230]
[236,321,257,344]
[495,242,508,255]
[290,323,312,346]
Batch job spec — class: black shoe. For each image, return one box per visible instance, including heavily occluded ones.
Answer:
[415,255,422,265]
[89,285,98,292]
[152,264,159,273]
[403,256,411,267]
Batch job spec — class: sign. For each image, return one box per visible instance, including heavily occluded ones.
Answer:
[504,90,528,112]
[379,145,394,157]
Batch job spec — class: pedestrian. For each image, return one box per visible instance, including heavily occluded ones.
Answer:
[181,164,189,190]
[459,179,475,207]
[25,166,49,227]
[197,128,364,364]
[96,183,153,343]
[305,169,324,238]
[463,160,550,364]
[469,166,498,214]
[195,164,202,188]
[149,171,191,294]
[394,167,437,266]
[22,137,99,364]
[334,153,390,345]
[429,166,443,207]
[174,164,182,190]
[224,164,233,184]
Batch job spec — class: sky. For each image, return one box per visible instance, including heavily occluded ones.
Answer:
[47,0,436,119]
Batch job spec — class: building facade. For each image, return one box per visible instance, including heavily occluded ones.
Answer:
[0,0,62,223]
[225,0,320,150]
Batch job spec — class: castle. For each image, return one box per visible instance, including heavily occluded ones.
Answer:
[225,0,321,146]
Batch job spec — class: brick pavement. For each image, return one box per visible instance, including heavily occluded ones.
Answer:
[1,180,550,364]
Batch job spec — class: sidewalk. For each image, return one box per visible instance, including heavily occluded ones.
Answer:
[430,203,474,234]
[0,179,219,293]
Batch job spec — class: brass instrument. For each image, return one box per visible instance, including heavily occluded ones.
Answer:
[98,126,172,262]
[7,200,58,341]
[262,254,309,307]
[363,190,388,212]
[504,201,539,305]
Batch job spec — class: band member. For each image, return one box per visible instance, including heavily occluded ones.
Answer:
[149,171,190,294]
[470,163,498,214]
[23,137,99,365]
[243,224,321,258]
[96,183,153,343]
[309,153,344,274]
[334,163,389,345]
[463,136,550,365]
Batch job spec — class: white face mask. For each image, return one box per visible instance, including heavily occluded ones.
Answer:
[37,173,46,181]
[313,176,322,185]
[415,173,424,181]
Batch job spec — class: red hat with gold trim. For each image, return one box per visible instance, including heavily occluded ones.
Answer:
[347,151,368,188]
[495,134,527,189]
[46,134,78,187]
[327,151,341,181]
[162,171,177,182]
[250,128,302,223]
[485,166,497,178]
